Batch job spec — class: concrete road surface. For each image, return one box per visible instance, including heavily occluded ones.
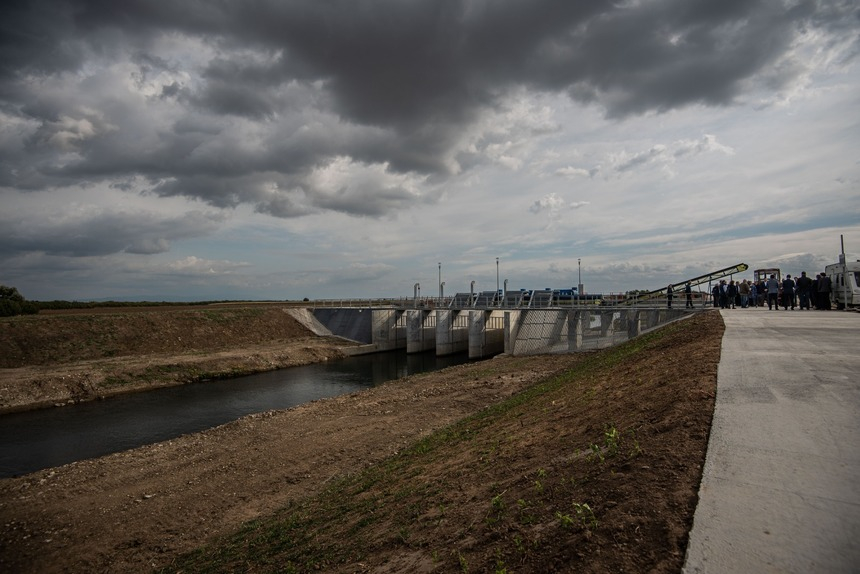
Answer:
[684,308,860,573]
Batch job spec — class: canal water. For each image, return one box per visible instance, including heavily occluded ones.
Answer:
[0,350,471,479]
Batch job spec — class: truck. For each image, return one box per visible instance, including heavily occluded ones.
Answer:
[825,257,860,309]
[753,268,783,307]
[753,268,781,283]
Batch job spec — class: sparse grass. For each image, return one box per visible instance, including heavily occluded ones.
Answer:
[588,423,641,463]
[573,502,599,530]
[155,313,720,573]
[556,502,598,531]
[160,320,692,573]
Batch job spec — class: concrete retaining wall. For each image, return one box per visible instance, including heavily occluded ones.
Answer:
[311,308,405,351]
[507,308,692,356]
[312,308,373,343]
[286,308,334,336]
[570,309,640,351]
[505,309,569,355]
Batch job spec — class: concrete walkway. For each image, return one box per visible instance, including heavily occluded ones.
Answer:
[684,308,860,573]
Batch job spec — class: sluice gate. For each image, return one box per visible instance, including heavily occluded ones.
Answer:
[299,307,695,359]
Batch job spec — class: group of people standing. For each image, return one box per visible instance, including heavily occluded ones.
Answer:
[708,272,833,310]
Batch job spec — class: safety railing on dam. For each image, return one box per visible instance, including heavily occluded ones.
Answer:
[307,294,715,310]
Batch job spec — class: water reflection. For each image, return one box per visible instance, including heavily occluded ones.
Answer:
[0,350,470,478]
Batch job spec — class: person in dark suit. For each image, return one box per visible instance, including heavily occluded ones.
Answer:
[782,274,796,310]
[727,280,738,309]
[818,272,832,309]
[796,271,813,310]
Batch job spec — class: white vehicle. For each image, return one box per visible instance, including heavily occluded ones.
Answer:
[825,257,860,309]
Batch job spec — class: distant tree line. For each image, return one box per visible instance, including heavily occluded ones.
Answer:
[32,300,216,310]
[0,285,39,317]
[0,286,251,316]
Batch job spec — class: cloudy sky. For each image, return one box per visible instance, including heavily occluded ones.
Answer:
[2,0,859,301]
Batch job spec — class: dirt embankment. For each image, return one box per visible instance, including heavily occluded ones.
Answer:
[0,305,354,413]
[0,306,724,573]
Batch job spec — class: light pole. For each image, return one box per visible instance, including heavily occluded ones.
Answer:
[841,234,848,311]
[438,262,442,301]
[496,257,500,304]
[577,258,583,303]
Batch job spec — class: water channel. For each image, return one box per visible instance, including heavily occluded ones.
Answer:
[0,350,472,479]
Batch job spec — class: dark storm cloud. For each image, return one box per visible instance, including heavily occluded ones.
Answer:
[2,0,858,216]
[51,0,852,119]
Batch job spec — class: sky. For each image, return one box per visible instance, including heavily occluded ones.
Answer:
[2,0,859,302]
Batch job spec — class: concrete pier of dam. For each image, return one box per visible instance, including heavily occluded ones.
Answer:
[406,310,436,353]
[469,310,506,359]
[290,306,694,359]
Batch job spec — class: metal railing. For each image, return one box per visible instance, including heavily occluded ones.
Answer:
[308,297,409,309]
[304,293,721,310]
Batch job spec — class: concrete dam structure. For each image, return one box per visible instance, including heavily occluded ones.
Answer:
[290,306,694,359]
